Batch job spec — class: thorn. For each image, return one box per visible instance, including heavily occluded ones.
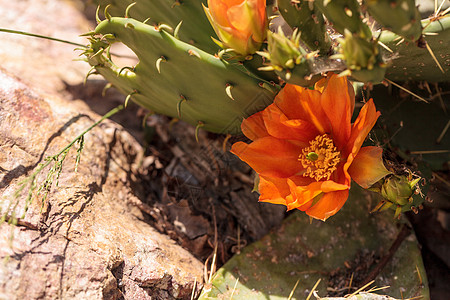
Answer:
[102,33,115,40]
[225,84,235,100]
[174,21,183,39]
[306,279,321,300]
[394,205,402,219]
[258,82,277,94]
[157,24,173,33]
[125,2,137,18]
[80,31,96,37]
[377,40,393,53]
[156,56,166,73]
[435,0,447,15]
[395,38,405,46]
[222,134,231,152]
[371,200,387,213]
[104,4,112,20]
[338,69,352,77]
[102,83,113,97]
[125,22,135,29]
[425,42,445,73]
[95,6,101,24]
[84,66,97,85]
[125,90,138,107]
[118,66,135,75]
[177,95,187,118]
[436,120,450,144]
[142,111,154,128]
[143,17,151,24]
[258,66,275,71]
[171,0,182,8]
[285,70,292,81]
[105,45,112,60]
[195,121,204,143]
[188,49,201,58]
[384,78,429,103]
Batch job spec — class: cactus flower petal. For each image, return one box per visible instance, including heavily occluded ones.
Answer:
[204,0,267,56]
[231,73,386,220]
[231,137,302,178]
[348,146,392,189]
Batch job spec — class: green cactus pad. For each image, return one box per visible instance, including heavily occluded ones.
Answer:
[315,0,372,38]
[364,0,422,41]
[380,15,450,81]
[97,0,218,53]
[277,0,332,54]
[371,83,450,171]
[86,17,277,134]
[199,185,429,299]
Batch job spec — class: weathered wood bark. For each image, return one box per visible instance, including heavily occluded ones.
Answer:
[0,69,203,299]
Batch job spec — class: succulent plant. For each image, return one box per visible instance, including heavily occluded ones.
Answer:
[86,0,449,135]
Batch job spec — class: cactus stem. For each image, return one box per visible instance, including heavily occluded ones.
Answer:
[156,56,166,73]
[188,49,201,58]
[84,66,98,85]
[104,4,112,21]
[225,84,235,101]
[177,96,187,118]
[125,90,138,108]
[125,2,137,18]
[195,121,205,143]
[174,21,183,39]
[95,6,101,24]
[425,42,445,73]
[102,83,113,97]
[118,66,135,76]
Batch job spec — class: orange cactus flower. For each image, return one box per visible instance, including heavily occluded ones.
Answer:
[231,74,391,221]
[203,0,267,56]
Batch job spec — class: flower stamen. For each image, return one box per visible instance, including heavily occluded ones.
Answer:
[299,134,341,181]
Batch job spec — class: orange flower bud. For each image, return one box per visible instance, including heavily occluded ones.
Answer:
[203,0,267,56]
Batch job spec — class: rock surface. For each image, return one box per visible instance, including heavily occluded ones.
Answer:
[0,69,203,299]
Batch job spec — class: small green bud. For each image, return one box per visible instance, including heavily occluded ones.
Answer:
[380,174,419,206]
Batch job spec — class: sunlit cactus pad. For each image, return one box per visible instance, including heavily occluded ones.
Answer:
[85,17,277,134]
[96,0,217,52]
[199,185,429,299]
